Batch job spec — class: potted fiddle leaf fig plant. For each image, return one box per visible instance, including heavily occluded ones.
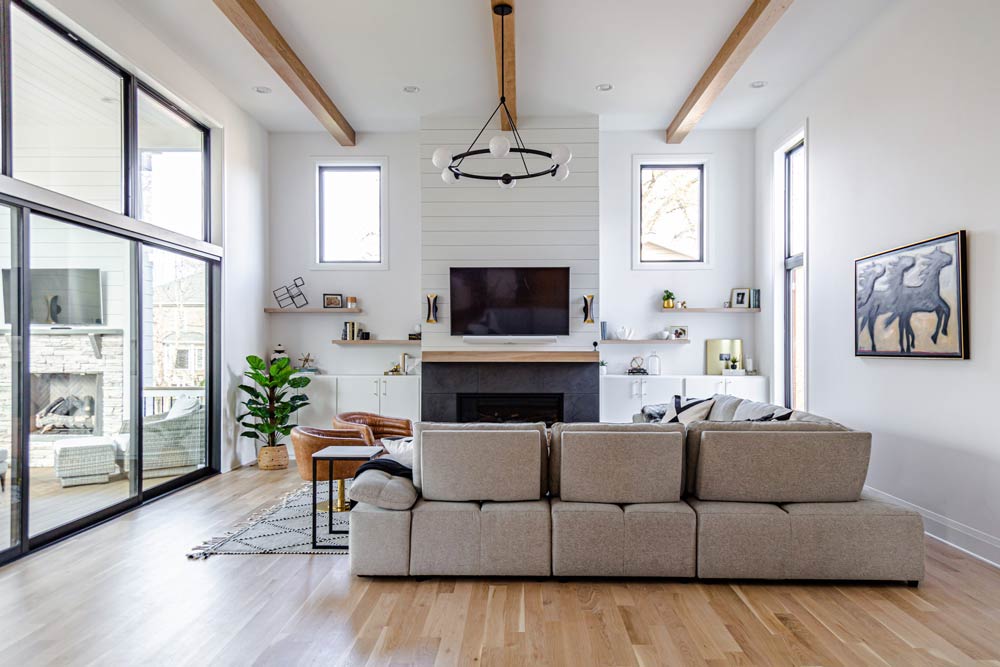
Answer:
[238,355,311,470]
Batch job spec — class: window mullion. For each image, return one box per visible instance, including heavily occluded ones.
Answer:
[0,0,12,177]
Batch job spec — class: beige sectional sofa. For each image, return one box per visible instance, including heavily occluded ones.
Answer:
[349,401,925,584]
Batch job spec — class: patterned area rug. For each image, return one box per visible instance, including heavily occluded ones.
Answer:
[188,482,351,558]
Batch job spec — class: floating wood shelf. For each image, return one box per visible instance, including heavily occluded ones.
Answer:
[601,339,691,345]
[422,351,599,363]
[266,307,362,314]
[332,340,421,346]
[662,307,760,313]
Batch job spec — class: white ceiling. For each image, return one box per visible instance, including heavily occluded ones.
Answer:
[117,0,892,134]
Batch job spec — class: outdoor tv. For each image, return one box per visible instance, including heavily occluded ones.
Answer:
[2,268,105,326]
[449,267,570,336]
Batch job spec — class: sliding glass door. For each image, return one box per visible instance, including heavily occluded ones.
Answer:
[0,205,20,553]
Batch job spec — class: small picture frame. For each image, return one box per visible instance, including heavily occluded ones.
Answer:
[323,293,344,309]
[730,288,751,309]
[669,325,689,340]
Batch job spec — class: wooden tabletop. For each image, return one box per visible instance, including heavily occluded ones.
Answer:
[311,445,383,460]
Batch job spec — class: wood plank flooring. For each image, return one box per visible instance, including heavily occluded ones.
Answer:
[1,466,999,666]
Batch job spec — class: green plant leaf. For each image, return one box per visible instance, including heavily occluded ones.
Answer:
[247,355,266,371]
[240,430,261,440]
[288,376,311,389]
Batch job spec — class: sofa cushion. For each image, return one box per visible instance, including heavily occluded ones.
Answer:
[349,502,412,576]
[551,499,624,576]
[409,500,481,576]
[694,430,871,502]
[381,436,414,467]
[683,420,847,494]
[419,429,542,502]
[688,499,790,579]
[706,394,744,421]
[560,431,684,504]
[348,469,419,510]
[732,399,792,421]
[481,500,551,576]
[549,422,684,496]
[782,498,925,581]
[413,421,547,489]
[624,502,696,577]
[659,396,716,425]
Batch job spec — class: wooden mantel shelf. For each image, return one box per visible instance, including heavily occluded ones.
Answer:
[422,351,599,363]
[266,307,362,314]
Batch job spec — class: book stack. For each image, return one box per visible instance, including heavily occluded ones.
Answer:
[342,322,358,341]
[750,289,761,309]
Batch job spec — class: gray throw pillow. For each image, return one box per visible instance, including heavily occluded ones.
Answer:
[348,470,418,510]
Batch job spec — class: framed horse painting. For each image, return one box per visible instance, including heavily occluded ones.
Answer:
[855,231,968,358]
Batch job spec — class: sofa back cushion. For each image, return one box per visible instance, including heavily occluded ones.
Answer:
[694,430,871,502]
[559,430,684,503]
[419,429,543,501]
[413,421,548,490]
[549,422,684,496]
[684,420,846,494]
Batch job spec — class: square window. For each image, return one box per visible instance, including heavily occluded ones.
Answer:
[318,165,385,265]
[638,163,705,263]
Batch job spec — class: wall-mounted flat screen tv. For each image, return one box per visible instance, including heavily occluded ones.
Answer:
[450,267,570,336]
[1,268,105,325]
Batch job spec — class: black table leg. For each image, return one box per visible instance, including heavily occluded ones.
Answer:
[328,460,334,534]
[311,456,318,549]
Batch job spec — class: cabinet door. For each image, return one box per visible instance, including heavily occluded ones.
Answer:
[684,376,726,399]
[640,376,685,407]
[381,376,421,423]
[335,376,382,415]
[294,375,337,428]
[724,376,769,403]
[600,376,642,423]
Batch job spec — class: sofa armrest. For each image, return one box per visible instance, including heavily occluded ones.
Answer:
[695,430,871,502]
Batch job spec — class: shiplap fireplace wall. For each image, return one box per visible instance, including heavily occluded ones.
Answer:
[419,116,600,352]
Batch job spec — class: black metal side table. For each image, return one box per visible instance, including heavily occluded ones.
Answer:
[311,445,382,550]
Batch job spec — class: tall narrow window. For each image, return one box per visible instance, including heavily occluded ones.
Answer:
[637,163,705,264]
[318,165,384,265]
[10,5,125,213]
[784,141,806,410]
[137,89,207,240]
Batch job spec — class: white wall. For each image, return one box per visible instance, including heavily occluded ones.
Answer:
[600,129,757,375]
[42,0,271,471]
[420,116,599,351]
[755,0,1000,563]
[268,132,421,374]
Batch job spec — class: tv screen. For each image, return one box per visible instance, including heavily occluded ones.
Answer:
[2,268,105,326]
[450,267,570,336]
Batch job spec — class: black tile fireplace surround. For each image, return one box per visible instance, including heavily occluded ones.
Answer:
[421,362,599,424]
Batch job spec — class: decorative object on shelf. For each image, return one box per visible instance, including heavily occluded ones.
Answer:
[668,325,689,340]
[385,362,403,375]
[359,331,371,340]
[297,353,316,370]
[425,294,438,324]
[662,290,676,309]
[323,293,343,309]
[723,368,748,376]
[730,287,751,309]
[626,356,648,375]
[238,355,310,471]
[750,289,761,309]
[746,356,756,373]
[599,360,608,375]
[680,300,688,309]
[273,276,307,309]
[582,294,595,324]
[723,301,731,308]
[429,3,570,189]
[342,322,364,341]
[270,344,288,365]
[658,329,674,340]
[616,326,635,340]
[346,296,358,309]
[646,351,661,376]
[408,333,422,341]
[855,230,967,359]
[400,352,411,375]
[706,339,744,375]
[600,321,608,340]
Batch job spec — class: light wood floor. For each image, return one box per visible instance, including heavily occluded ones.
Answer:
[1,467,999,666]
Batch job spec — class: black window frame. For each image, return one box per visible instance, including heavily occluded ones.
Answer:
[637,162,706,264]
[317,164,384,265]
[783,140,805,409]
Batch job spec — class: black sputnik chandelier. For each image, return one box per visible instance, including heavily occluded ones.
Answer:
[430,2,571,189]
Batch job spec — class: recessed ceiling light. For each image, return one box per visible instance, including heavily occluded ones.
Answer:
[252,86,272,94]
[402,85,421,94]
[749,80,768,89]
[595,83,614,92]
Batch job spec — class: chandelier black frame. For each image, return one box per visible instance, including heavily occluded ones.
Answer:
[445,3,561,185]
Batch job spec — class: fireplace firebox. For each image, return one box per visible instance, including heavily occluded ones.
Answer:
[457,393,563,426]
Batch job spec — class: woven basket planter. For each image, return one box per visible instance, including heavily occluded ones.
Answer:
[258,445,289,470]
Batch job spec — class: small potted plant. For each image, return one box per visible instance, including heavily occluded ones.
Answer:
[238,354,311,470]
[662,290,676,309]
[599,360,608,375]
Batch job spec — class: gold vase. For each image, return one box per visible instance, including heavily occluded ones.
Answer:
[258,445,289,470]
[663,298,675,309]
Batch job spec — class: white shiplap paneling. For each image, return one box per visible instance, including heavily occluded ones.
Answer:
[420,116,599,351]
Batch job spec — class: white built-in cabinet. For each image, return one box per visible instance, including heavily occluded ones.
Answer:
[294,375,421,429]
[599,375,769,423]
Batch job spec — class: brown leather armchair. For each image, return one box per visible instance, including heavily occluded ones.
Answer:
[291,426,374,512]
[332,411,413,443]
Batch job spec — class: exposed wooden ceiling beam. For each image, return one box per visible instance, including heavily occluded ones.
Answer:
[491,0,516,131]
[213,0,356,146]
[665,0,792,143]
